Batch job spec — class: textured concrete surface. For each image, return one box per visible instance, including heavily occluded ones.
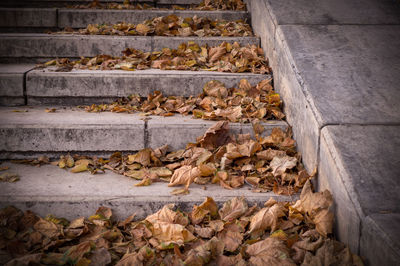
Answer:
[273,35,320,173]
[278,25,400,125]
[0,107,284,158]
[59,9,250,28]
[147,115,287,150]
[266,0,400,25]
[361,213,400,266]
[0,107,145,155]
[321,125,400,216]
[26,68,270,104]
[0,34,152,58]
[0,162,297,220]
[0,64,35,106]
[152,36,259,50]
[0,34,259,59]
[320,125,400,258]
[0,8,57,27]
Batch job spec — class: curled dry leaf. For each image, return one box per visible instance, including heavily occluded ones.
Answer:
[292,180,334,236]
[168,165,201,188]
[246,237,296,266]
[197,121,230,150]
[249,203,286,237]
[218,197,248,222]
[270,155,297,176]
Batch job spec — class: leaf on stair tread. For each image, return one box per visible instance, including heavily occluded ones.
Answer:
[38,41,270,74]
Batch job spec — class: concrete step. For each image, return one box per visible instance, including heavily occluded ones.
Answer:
[0,64,36,106]
[1,0,202,8]
[0,33,259,61]
[25,69,270,105]
[0,8,249,30]
[58,9,249,29]
[0,106,287,159]
[0,162,296,220]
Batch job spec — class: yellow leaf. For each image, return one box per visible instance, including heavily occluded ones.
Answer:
[136,24,151,35]
[134,177,152,187]
[70,164,88,173]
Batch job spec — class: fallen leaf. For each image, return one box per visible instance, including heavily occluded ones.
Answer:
[168,165,200,188]
[246,237,296,265]
[218,197,248,222]
[249,204,286,237]
[270,155,297,176]
[0,172,19,182]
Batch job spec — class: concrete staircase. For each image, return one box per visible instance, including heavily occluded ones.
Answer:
[0,0,291,223]
[1,0,400,265]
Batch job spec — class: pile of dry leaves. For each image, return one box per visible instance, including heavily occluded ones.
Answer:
[15,122,309,196]
[56,15,252,37]
[68,0,246,11]
[0,185,363,265]
[84,79,285,122]
[39,41,270,74]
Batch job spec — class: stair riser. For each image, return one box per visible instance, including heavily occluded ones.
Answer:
[59,10,250,28]
[0,196,291,221]
[25,70,270,105]
[0,116,286,159]
[0,8,249,30]
[0,35,259,59]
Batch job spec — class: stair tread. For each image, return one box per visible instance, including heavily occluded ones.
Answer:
[0,162,297,220]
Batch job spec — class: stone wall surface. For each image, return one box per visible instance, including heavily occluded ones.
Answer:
[248,0,400,264]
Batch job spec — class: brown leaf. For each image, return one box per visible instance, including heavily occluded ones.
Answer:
[313,209,334,237]
[218,222,243,252]
[0,172,19,182]
[5,253,42,265]
[136,24,151,35]
[249,204,286,236]
[191,197,219,224]
[198,163,216,176]
[302,239,363,266]
[256,148,286,161]
[168,165,200,188]
[246,237,295,266]
[33,218,60,239]
[237,140,262,157]
[128,148,152,167]
[270,155,297,176]
[146,204,189,226]
[151,222,196,248]
[209,46,226,63]
[292,180,333,236]
[68,217,84,229]
[194,227,215,238]
[218,197,248,222]
[203,80,228,98]
[64,241,94,262]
